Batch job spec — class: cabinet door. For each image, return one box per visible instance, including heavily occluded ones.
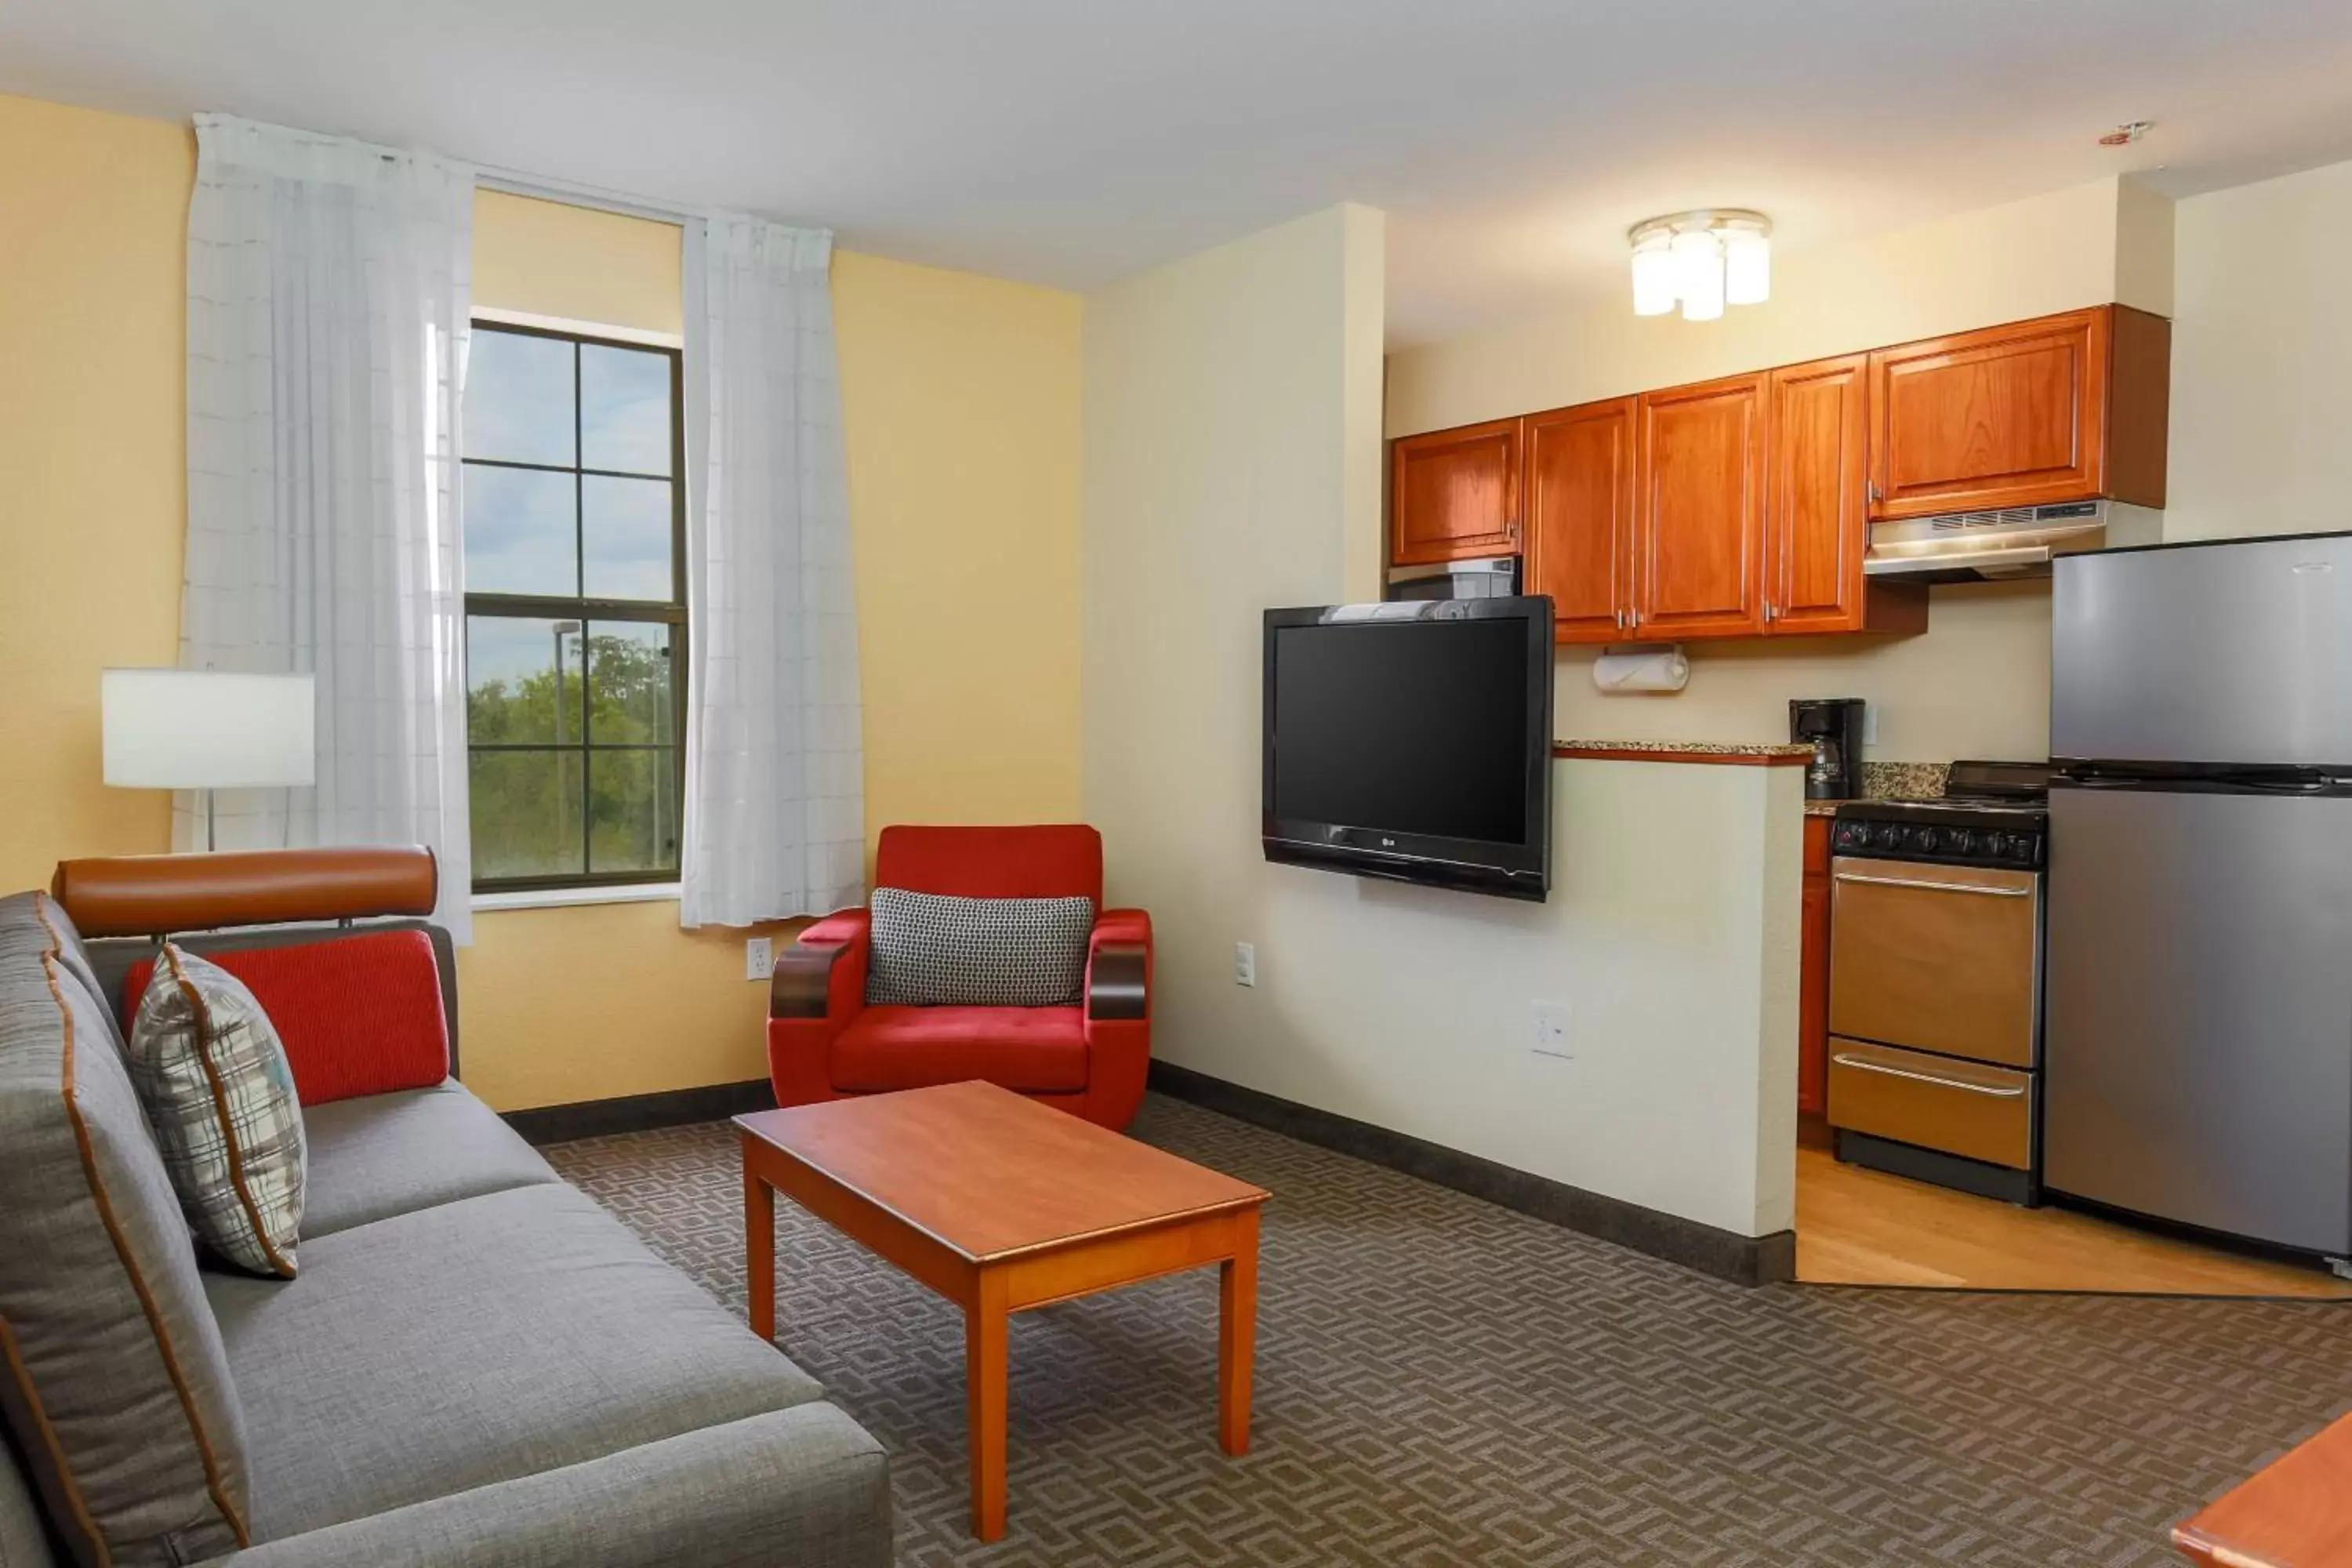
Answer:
[1635,374,1766,638]
[1523,397,1635,644]
[1867,307,2110,519]
[1765,355,1870,635]
[1389,418,1521,566]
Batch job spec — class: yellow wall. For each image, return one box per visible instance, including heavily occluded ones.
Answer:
[0,96,191,890]
[474,189,684,335]
[0,93,1086,1111]
[833,251,1084,833]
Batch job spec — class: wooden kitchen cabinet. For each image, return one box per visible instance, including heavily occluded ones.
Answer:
[1766,354,1927,637]
[1798,814,1833,1117]
[1522,397,1636,644]
[1866,304,2170,520]
[1634,372,1767,639]
[1389,417,1522,565]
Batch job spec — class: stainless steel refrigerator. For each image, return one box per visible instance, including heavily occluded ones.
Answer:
[2046,532,2352,1261]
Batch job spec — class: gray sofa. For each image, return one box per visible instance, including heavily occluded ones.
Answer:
[0,881,891,1568]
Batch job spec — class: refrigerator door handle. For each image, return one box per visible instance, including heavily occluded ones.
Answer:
[1832,871,2034,898]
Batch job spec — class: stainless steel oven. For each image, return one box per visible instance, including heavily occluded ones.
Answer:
[1824,762,2049,1203]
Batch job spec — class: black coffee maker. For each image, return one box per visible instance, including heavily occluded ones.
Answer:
[1789,698,1865,801]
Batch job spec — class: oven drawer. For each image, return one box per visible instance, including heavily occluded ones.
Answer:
[1828,855,2041,1067]
[1827,1039,2034,1171]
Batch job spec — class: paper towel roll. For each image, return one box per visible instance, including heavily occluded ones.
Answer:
[1592,646,1689,694]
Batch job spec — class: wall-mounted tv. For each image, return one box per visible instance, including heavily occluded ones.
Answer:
[1262,597,1555,902]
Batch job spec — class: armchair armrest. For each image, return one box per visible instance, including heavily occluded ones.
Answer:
[1085,908,1152,1022]
[768,910,870,1022]
[197,1404,889,1568]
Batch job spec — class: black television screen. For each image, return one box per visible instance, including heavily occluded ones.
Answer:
[1262,597,1553,901]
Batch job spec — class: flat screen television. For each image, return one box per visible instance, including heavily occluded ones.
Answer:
[1262,597,1554,901]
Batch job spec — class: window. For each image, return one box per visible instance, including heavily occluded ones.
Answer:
[462,322,685,891]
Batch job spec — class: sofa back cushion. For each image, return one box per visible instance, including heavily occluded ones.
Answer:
[865,887,1094,1008]
[121,929,451,1106]
[0,893,252,1568]
[874,825,1103,907]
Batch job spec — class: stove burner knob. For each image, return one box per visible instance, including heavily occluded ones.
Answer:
[1915,826,1940,854]
[1949,828,1975,855]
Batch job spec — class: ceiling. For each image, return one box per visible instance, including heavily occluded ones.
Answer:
[6,1,2351,346]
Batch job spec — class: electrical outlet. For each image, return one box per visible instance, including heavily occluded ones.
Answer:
[1863,704,1879,746]
[745,937,774,982]
[1234,942,1257,987]
[1530,1000,1572,1058]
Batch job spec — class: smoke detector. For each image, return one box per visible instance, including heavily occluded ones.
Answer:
[2099,121,2154,147]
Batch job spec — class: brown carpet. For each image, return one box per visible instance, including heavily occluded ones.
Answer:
[544,1094,2352,1566]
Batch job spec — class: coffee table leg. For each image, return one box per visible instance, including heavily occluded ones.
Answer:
[1219,1207,1259,1456]
[966,1270,1010,1541]
[745,1161,775,1343]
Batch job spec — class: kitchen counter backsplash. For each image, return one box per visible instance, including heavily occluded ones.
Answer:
[1860,761,1949,800]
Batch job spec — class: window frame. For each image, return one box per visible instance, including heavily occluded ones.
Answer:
[462,318,690,895]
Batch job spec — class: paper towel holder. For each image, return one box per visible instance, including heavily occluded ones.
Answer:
[1592,643,1690,695]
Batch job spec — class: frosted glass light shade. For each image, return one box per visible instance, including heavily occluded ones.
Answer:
[1671,230,1724,321]
[1723,227,1771,305]
[1630,234,1677,316]
[103,670,316,789]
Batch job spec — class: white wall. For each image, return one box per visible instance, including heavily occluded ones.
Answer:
[2168,156,2352,543]
[1384,176,2172,760]
[1083,205,1797,1238]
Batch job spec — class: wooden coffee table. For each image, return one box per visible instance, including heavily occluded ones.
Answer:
[736,1080,1269,1541]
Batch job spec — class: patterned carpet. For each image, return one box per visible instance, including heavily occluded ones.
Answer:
[545,1095,2352,1567]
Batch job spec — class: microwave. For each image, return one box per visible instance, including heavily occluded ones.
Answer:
[1384,557,1519,601]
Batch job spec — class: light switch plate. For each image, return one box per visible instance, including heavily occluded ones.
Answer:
[1235,942,1257,987]
[745,937,774,982]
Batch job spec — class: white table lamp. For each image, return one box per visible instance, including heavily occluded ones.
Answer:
[102,670,317,851]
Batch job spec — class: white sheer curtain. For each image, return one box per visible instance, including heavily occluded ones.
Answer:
[182,114,475,939]
[678,216,865,927]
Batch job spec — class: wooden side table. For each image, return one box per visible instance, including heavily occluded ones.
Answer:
[739,1081,1270,1541]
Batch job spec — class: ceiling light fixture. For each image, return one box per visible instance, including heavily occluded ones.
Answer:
[1628,209,1771,321]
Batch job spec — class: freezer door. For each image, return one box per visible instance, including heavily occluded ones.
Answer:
[2044,786,2352,1253]
[2051,535,2352,767]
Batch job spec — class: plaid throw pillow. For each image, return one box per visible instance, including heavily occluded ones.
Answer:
[127,944,308,1278]
[866,888,1094,1008]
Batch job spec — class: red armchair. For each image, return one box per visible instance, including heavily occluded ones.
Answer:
[766,825,1152,1130]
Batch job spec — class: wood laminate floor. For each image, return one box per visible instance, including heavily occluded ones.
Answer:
[1795,1131,2352,1297]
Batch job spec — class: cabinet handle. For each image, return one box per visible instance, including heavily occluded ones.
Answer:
[1867,478,1882,506]
[1764,601,1777,623]
[1831,1054,2027,1098]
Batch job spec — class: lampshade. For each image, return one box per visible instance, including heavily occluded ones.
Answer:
[1629,232,1677,317]
[102,670,316,789]
[1722,226,1771,306]
[1670,230,1725,321]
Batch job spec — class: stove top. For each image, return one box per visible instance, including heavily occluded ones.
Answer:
[1831,760,2049,869]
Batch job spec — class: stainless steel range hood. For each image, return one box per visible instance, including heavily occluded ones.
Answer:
[1863,500,2163,583]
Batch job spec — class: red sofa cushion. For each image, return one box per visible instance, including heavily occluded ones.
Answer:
[874,825,1102,907]
[124,930,450,1106]
[830,1005,1088,1094]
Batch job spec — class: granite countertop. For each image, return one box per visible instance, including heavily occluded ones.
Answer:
[1554,739,1814,762]
[1801,763,1954,815]
[1802,798,1848,818]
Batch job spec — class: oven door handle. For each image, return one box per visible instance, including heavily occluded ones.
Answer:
[1831,1053,2028,1097]
[1832,871,2033,898]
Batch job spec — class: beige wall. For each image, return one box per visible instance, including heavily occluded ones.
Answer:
[1382,175,2171,760]
[833,252,1084,833]
[2167,156,2352,543]
[0,93,1085,1111]
[1082,204,1796,1237]
[0,96,191,890]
